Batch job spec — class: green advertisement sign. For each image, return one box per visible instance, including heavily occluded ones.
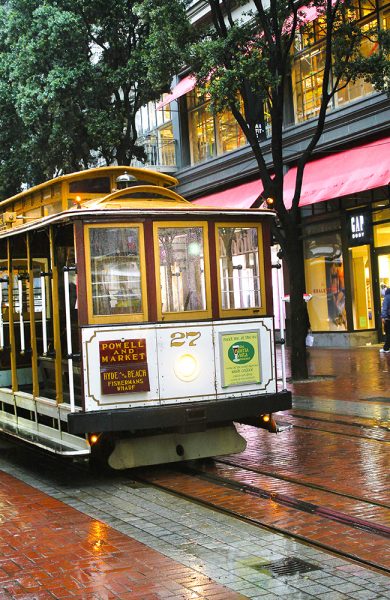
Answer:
[220,331,261,387]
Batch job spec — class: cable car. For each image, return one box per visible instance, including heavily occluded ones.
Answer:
[0,167,291,469]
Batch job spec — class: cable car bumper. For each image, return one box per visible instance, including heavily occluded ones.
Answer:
[68,390,292,435]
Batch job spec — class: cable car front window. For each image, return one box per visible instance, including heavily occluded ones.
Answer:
[158,226,206,313]
[89,227,142,316]
[218,226,261,310]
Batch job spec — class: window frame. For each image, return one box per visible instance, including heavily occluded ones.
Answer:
[84,223,148,325]
[153,220,212,321]
[215,222,267,318]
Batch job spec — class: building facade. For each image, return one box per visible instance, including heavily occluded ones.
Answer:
[134,0,390,347]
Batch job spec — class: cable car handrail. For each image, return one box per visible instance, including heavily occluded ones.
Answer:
[40,271,52,356]
[0,276,7,350]
[63,265,77,412]
[17,273,29,355]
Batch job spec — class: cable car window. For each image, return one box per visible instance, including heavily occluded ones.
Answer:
[157,226,207,314]
[89,227,143,317]
[69,177,111,194]
[217,226,262,311]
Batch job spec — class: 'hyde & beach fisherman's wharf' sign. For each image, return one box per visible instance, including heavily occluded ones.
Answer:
[99,339,150,394]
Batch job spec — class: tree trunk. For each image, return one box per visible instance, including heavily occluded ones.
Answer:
[284,221,309,380]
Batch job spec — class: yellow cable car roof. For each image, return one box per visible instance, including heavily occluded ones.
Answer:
[83,185,190,209]
[0,166,178,210]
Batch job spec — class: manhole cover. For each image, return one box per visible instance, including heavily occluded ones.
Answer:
[255,557,320,577]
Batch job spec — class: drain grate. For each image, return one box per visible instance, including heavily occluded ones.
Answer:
[255,557,320,577]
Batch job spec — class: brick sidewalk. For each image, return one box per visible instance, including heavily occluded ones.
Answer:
[284,346,390,402]
[0,470,243,599]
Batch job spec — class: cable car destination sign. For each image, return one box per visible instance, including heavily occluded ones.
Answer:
[99,339,150,394]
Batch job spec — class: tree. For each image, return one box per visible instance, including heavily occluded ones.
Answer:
[0,0,191,192]
[186,0,390,379]
[0,0,95,186]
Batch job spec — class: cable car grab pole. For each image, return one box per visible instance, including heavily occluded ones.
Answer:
[18,276,25,354]
[0,278,4,350]
[63,267,75,412]
[40,273,48,356]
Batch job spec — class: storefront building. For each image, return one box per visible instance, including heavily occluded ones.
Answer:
[133,0,390,347]
[290,139,390,346]
[188,137,390,347]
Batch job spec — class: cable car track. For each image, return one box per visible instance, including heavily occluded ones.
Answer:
[135,460,390,575]
[217,457,390,509]
[287,411,390,432]
[276,412,390,442]
[183,462,390,536]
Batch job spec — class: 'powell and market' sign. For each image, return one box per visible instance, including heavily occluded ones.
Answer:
[347,209,372,247]
[99,339,150,394]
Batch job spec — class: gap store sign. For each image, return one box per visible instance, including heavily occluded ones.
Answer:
[347,209,372,246]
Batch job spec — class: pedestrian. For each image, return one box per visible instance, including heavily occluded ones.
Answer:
[380,287,390,353]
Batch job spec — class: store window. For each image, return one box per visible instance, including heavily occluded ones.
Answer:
[304,234,347,331]
[187,88,247,164]
[291,0,388,123]
[373,203,390,246]
[135,100,176,168]
[378,254,390,300]
[188,98,216,163]
[349,244,375,329]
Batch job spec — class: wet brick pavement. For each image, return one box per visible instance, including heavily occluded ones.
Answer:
[287,346,390,404]
[0,346,388,599]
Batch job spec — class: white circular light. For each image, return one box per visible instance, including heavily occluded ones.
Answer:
[188,242,201,256]
[174,353,200,382]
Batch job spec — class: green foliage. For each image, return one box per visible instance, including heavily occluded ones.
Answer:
[0,0,191,194]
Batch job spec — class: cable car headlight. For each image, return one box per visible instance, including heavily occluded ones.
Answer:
[174,353,200,382]
[88,433,101,446]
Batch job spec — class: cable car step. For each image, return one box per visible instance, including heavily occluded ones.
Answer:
[0,419,90,456]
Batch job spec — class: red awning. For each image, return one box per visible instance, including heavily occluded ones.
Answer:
[157,75,197,109]
[192,179,264,209]
[283,137,390,209]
